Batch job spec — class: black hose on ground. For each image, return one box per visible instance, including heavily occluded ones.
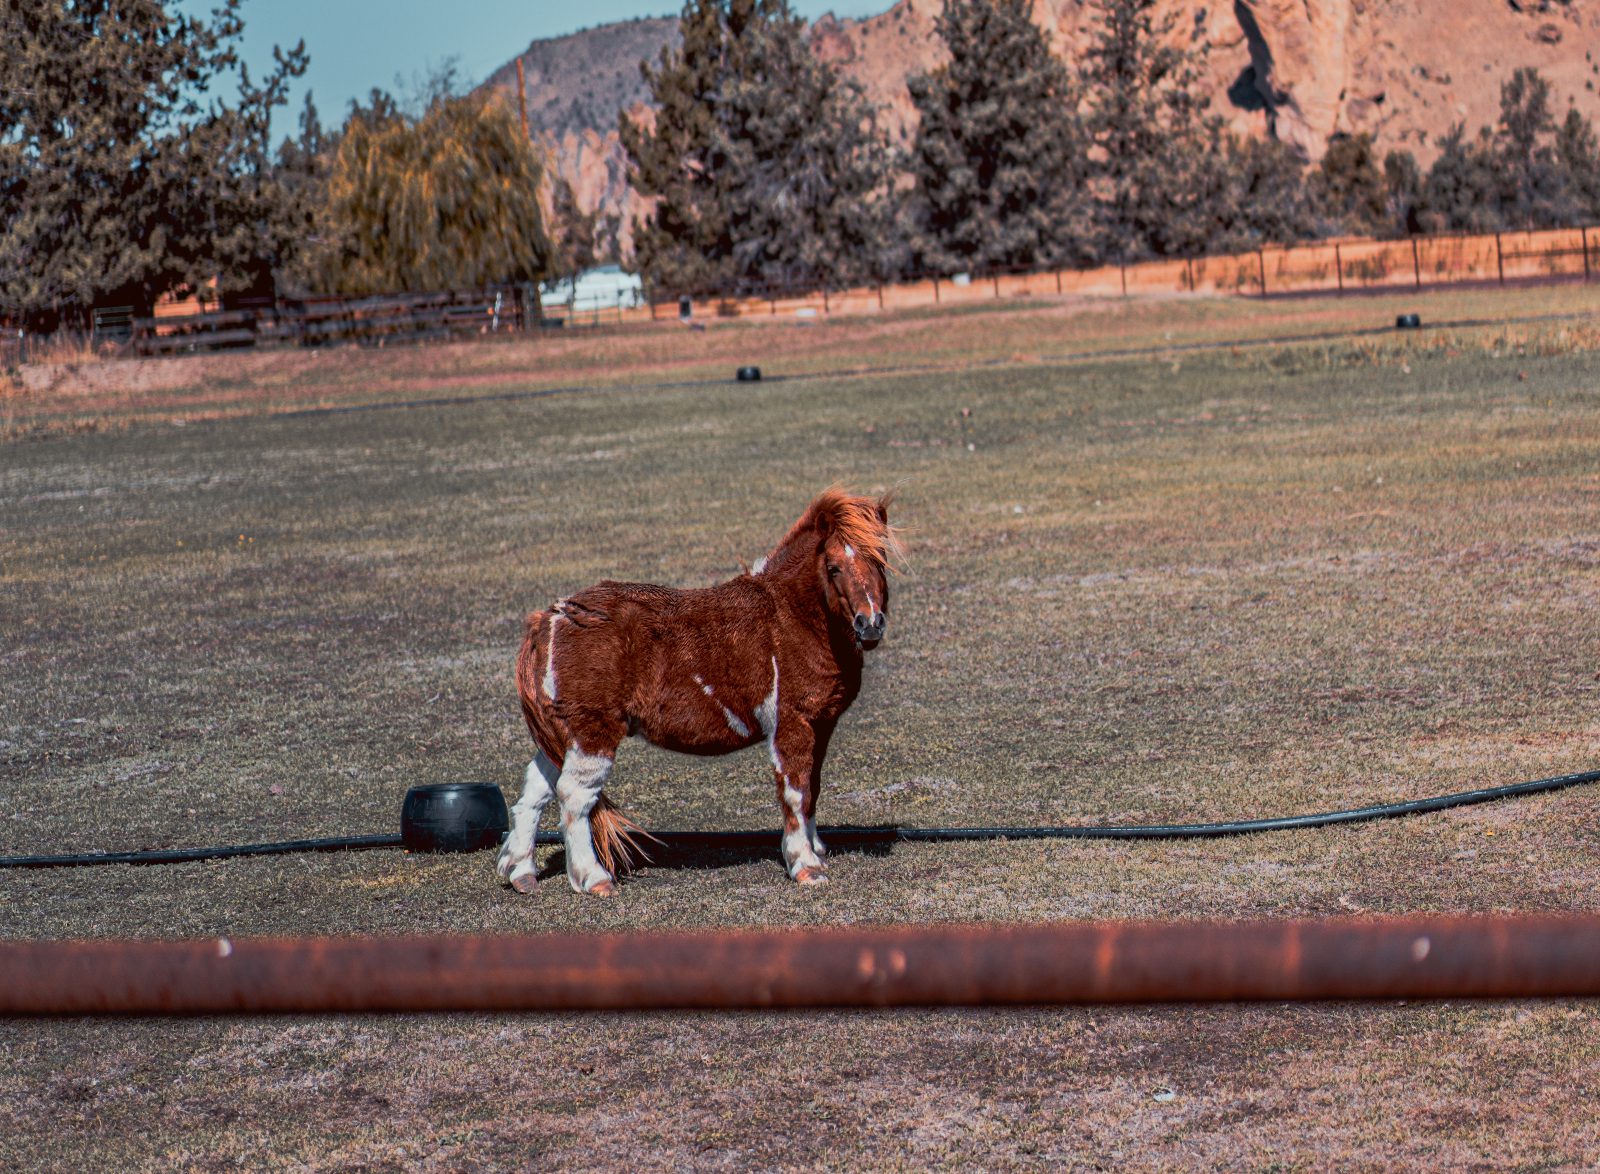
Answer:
[2,767,1595,870]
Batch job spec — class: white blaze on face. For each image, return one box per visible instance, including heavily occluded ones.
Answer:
[841,544,882,625]
[750,555,767,575]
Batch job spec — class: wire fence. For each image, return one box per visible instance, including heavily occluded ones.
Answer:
[644,223,1600,327]
[4,223,1595,365]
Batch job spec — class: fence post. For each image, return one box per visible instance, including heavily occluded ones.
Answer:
[1185,257,1194,292]
[933,277,940,305]
[992,273,1001,299]
[1496,233,1505,285]
[1119,263,1127,297]
[1411,237,1421,289]
[1055,270,1062,295]
[1584,227,1591,283]
[1258,249,1267,298]
[1334,243,1343,293]
[877,283,884,310]
[823,288,830,315]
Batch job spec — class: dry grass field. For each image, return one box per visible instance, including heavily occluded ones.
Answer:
[3,285,1600,1169]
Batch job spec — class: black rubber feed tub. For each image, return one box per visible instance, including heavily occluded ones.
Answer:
[400,782,509,853]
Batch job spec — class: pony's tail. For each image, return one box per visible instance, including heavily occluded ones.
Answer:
[590,793,660,876]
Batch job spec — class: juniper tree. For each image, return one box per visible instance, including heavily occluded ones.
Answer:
[0,0,307,329]
[1203,134,1317,253]
[1382,149,1425,236]
[1079,0,1222,261]
[1418,124,1505,233]
[905,0,1091,276]
[1555,107,1600,221]
[271,93,337,296]
[620,0,892,296]
[550,176,600,280]
[1494,67,1576,229]
[1307,133,1387,235]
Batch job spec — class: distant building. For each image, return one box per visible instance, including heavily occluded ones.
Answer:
[539,264,645,313]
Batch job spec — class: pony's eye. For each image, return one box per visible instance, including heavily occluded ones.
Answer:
[827,565,841,578]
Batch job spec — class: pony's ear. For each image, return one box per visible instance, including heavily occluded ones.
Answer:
[814,506,833,537]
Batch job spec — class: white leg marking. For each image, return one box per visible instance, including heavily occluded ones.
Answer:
[497,749,559,889]
[555,745,615,894]
[807,816,827,860]
[781,773,825,880]
[542,617,560,700]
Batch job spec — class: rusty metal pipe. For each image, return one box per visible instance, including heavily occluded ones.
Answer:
[3,915,1599,1015]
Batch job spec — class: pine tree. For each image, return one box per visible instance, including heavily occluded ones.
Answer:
[905,0,1091,276]
[718,8,893,291]
[620,0,892,296]
[0,0,307,329]
[1080,0,1222,261]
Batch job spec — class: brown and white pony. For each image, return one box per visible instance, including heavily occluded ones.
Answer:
[498,489,901,896]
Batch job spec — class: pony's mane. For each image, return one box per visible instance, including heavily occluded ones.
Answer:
[766,488,903,571]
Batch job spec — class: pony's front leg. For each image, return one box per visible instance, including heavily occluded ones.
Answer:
[555,745,618,896]
[497,749,559,893]
[771,723,827,885]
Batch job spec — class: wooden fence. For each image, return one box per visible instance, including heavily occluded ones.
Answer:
[81,222,1598,357]
[128,286,536,355]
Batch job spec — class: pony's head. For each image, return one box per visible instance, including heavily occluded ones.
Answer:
[805,489,901,651]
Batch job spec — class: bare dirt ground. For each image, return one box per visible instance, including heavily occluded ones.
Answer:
[3,285,1600,1169]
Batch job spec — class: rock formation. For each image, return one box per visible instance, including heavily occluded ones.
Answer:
[484,0,1600,252]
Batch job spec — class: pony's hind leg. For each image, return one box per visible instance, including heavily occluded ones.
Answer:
[497,749,560,893]
[555,744,618,896]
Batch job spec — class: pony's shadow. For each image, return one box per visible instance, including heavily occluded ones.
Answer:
[534,826,901,881]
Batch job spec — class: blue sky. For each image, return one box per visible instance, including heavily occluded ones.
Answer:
[177,1,894,137]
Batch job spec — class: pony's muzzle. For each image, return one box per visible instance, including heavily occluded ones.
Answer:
[853,612,886,644]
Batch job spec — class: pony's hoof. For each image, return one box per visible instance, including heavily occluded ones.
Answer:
[509,872,539,895]
[588,879,617,898]
[794,866,829,886]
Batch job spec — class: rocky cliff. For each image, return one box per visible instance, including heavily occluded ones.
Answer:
[483,1,1600,250]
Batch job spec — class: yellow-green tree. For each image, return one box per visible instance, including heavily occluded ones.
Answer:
[315,90,553,293]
